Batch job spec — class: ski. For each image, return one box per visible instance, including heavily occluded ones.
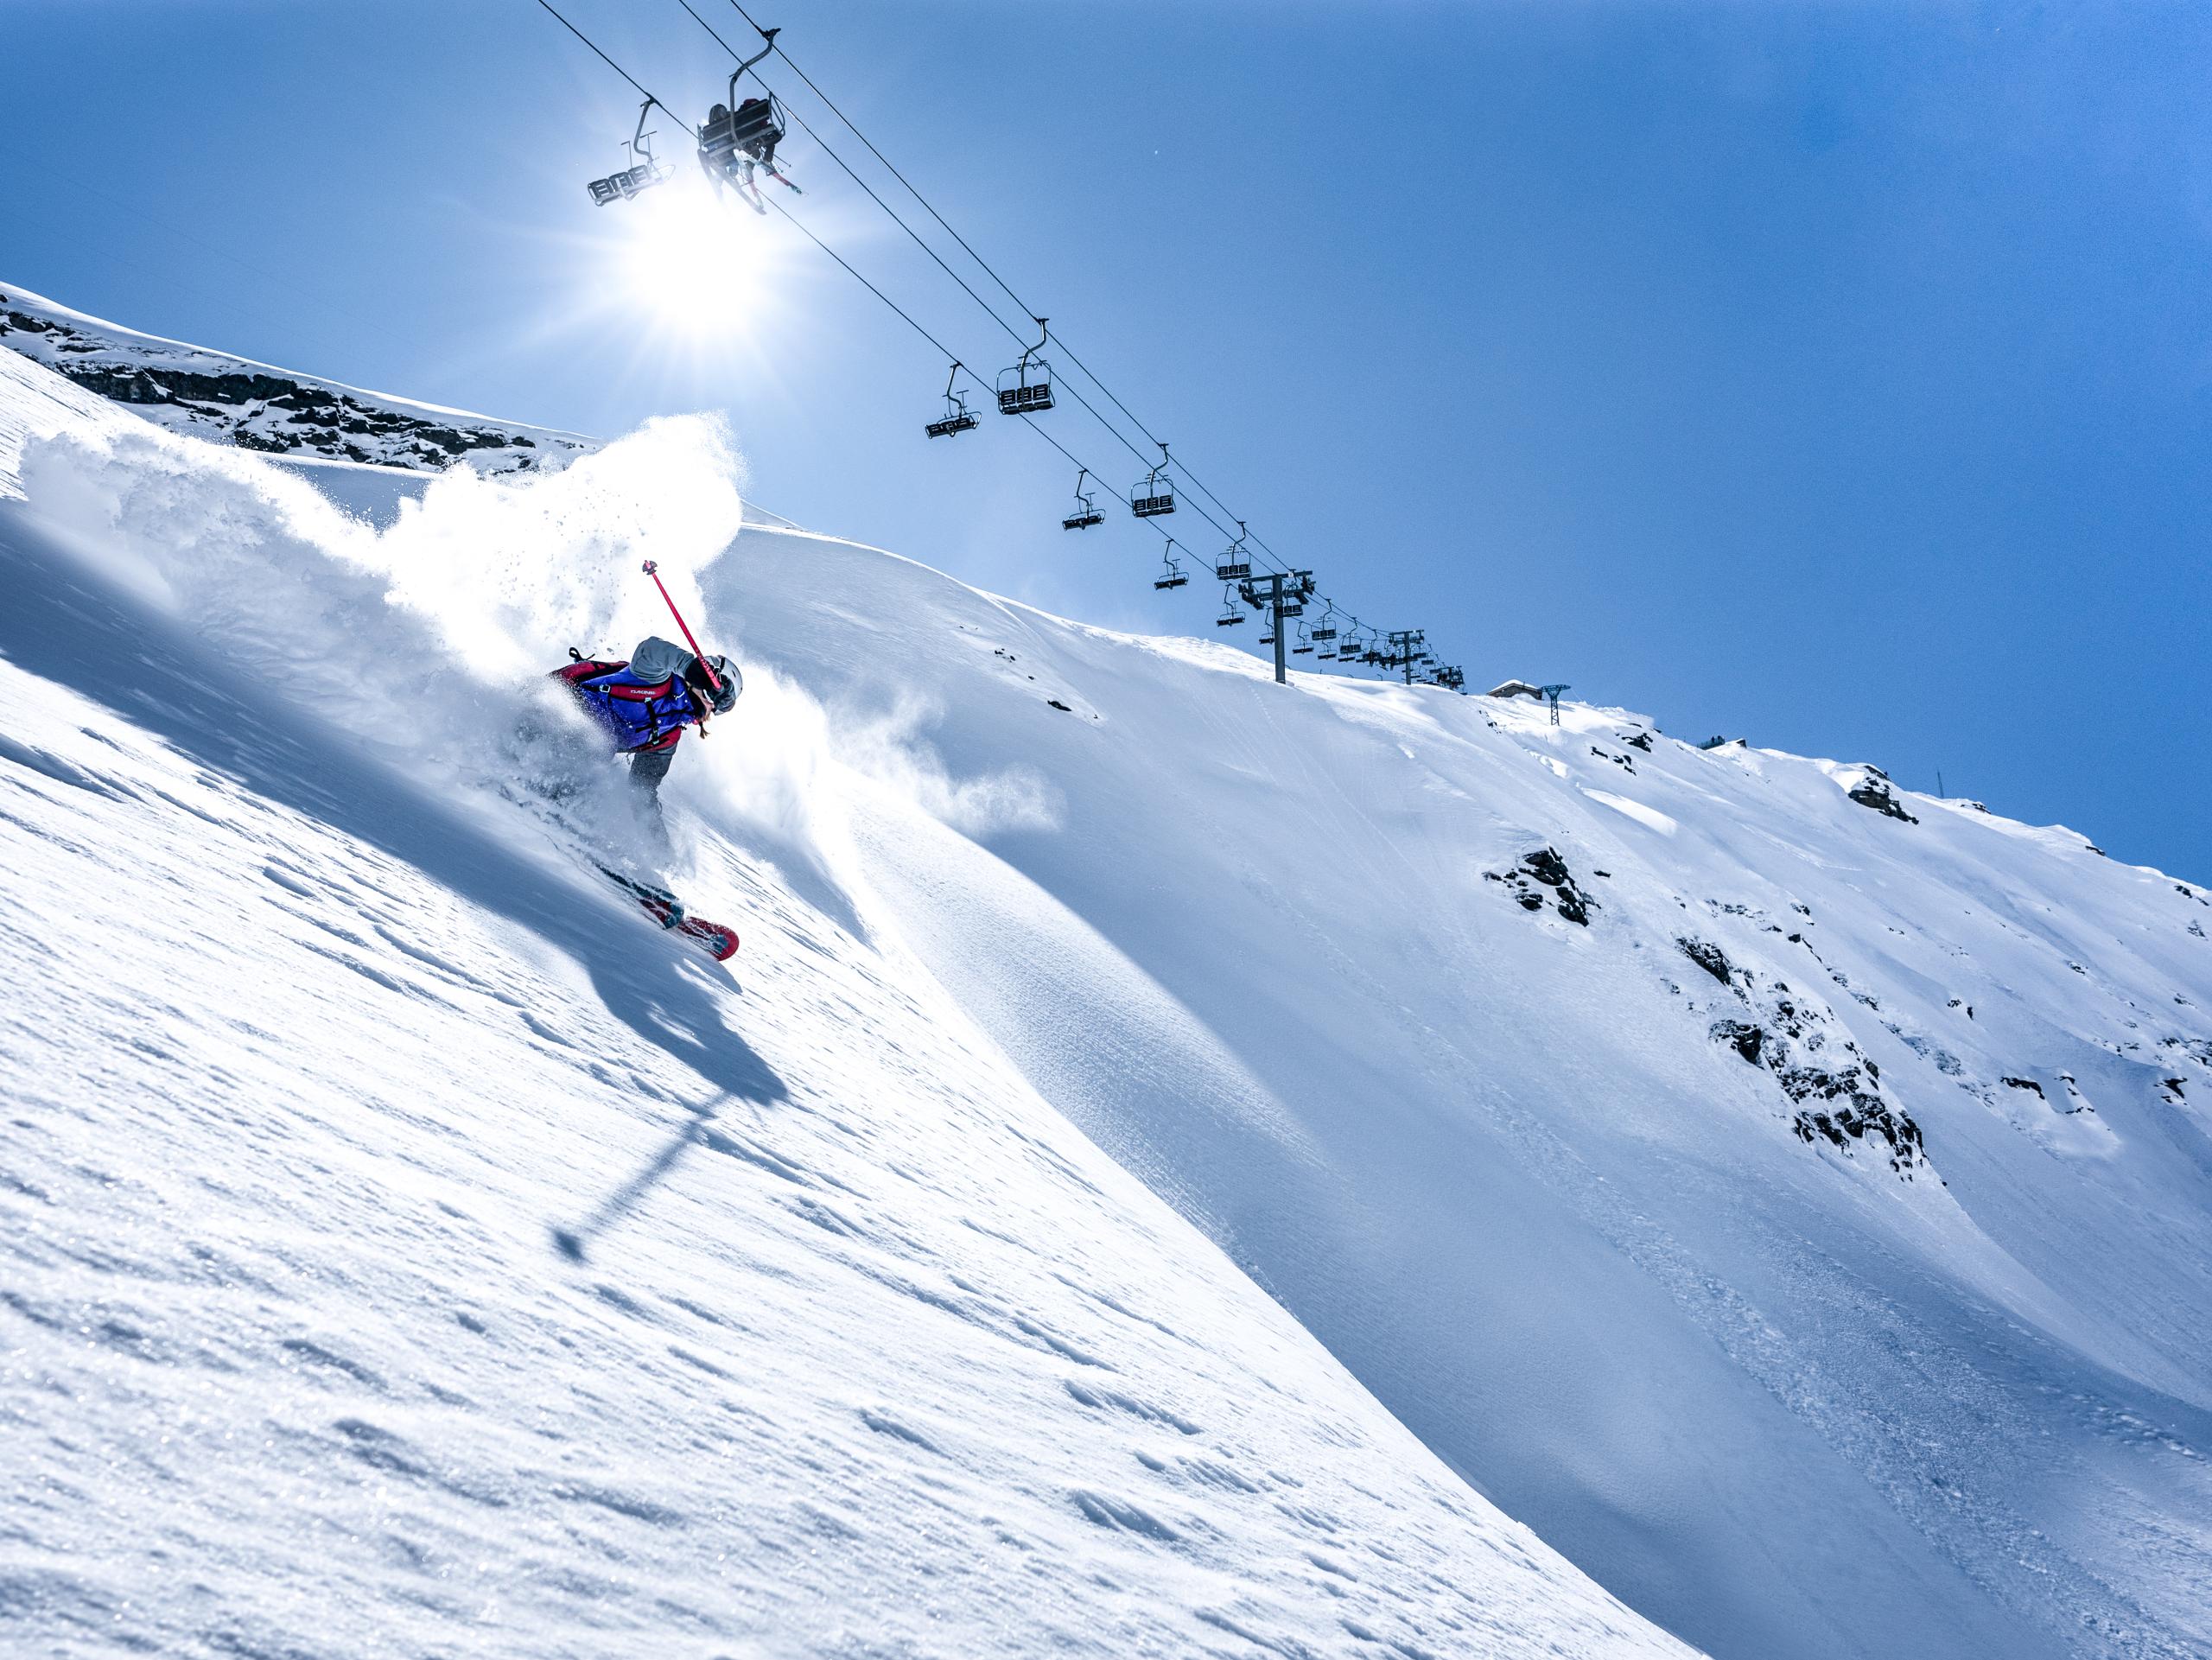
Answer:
[594,862,741,963]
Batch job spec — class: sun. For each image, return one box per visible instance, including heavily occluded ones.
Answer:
[612,181,783,342]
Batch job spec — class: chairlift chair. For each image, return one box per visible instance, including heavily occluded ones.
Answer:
[696,31,798,213]
[1153,541,1189,590]
[1129,442,1175,518]
[997,318,1056,415]
[1293,624,1314,656]
[588,99,675,205]
[1216,520,1253,582]
[1062,468,1104,531]
[1215,586,1246,627]
[924,361,978,439]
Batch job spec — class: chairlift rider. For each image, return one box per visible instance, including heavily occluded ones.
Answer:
[696,30,801,213]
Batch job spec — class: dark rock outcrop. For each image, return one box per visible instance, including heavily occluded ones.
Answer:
[1486,847,1598,926]
[1844,767,1919,824]
[1677,938,1734,988]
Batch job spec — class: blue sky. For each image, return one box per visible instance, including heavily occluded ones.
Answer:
[4,0,2208,879]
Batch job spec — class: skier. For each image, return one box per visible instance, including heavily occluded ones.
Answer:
[552,635,741,818]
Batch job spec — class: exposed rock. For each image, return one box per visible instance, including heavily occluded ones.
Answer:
[1787,1065,1925,1173]
[1484,679,1547,701]
[1,294,583,475]
[1618,729,1654,752]
[2001,1076,2046,1099]
[1485,847,1598,926]
[1677,938,1734,988]
[1710,1020,1764,1064]
[1844,767,1918,824]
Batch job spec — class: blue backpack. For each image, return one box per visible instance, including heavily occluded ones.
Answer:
[553,656,700,754]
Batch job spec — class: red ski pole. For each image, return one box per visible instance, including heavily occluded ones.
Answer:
[640,559,721,692]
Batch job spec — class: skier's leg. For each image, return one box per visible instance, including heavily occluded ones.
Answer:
[626,743,677,860]
[628,742,677,796]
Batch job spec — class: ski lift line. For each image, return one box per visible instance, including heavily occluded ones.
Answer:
[677,0,1029,357]
[715,0,1197,481]
[695,7,1340,608]
[721,0,1044,333]
[754,194,969,367]
[677,0,1211,513]
[532,3,1192,587]
[536,0,667,105]
[535,3,955,366]
[699,3,1428,661]
[531,5,1414,676]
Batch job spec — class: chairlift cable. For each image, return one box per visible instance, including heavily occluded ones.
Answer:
[704,6,1329,598]
[536,0,665,105]
[675,2,1202,508]
[534,3,1398,674]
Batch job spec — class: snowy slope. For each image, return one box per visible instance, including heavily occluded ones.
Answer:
[0,345,1692,1659]
[6,312,2211,1660]
[0,283,590,475]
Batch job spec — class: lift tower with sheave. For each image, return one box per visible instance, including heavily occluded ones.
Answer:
[1237,569,1317,685]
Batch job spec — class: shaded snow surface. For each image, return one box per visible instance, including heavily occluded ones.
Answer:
[5,335,2212,1660]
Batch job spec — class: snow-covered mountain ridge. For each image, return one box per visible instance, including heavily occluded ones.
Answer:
[0,283,589,475]
[4,309,2209,1660]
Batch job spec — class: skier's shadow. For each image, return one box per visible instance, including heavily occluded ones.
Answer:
[0,510,787,1112]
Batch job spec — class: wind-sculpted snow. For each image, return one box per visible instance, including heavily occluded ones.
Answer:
[0,344,1691,1657]
[5,333,2211,1660]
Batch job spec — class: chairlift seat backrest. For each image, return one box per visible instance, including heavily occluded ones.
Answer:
[1217,559,1250,580]
[925,411,978,439]
[701,98,780,156]
[1131,487,1175,518]
[998,381,1054,415]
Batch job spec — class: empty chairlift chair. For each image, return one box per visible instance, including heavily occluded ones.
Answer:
[925,361,978,439]
[588,99,674,206]
[998,318,1056,415]
[1129,442,1175,518]
[1293,623,1314,656]
[1215,586,1247,626]
[1063,469,1105,530]
[1216,521,1253,582]
[1154,541,1190,589]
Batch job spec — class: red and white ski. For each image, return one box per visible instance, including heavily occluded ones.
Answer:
[596,864,741,962]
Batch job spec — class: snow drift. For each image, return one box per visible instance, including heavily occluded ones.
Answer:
[5,316,2211,1660]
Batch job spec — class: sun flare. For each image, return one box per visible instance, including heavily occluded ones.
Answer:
[612,185,781,342]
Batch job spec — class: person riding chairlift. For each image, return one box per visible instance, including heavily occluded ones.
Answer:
[703,98,781,183]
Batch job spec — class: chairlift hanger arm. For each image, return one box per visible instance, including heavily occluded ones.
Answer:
[726,23,781,105]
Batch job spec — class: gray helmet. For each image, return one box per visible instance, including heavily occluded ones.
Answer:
[686,652,741,715]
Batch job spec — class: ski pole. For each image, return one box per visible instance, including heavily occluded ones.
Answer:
[640,559,721,692]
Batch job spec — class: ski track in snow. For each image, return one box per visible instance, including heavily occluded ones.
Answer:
[0,349,1686,1657]
[5,334,2212,1660]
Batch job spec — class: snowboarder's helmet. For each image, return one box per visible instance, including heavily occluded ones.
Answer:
[688,653,741,715]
